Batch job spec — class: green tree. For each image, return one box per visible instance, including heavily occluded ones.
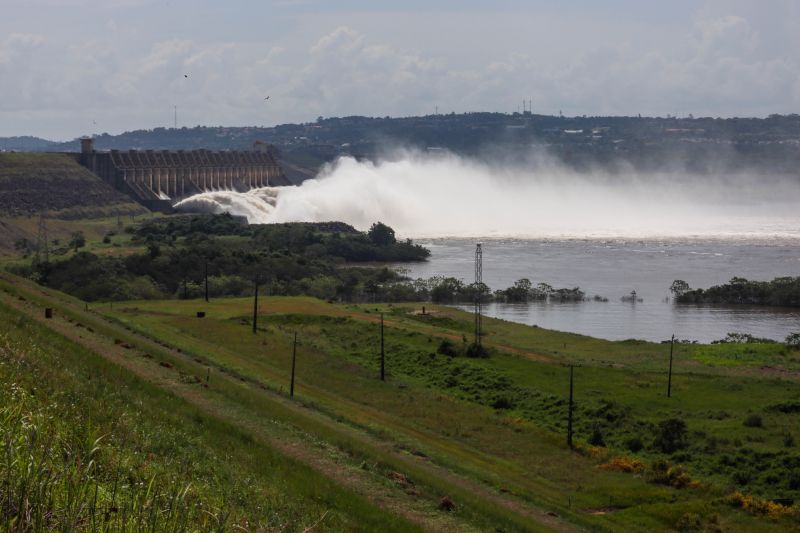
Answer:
[69,231,86,252]
[367,222,396,246]
[787,332,800,349]
[669,279,691,298]
[654,418,688,453]
[531,282,554,300]
[503,278,532,302]
[430,277,464,303]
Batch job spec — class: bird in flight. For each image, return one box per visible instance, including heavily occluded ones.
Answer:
[184,74,189,78]
[264,96,270,100]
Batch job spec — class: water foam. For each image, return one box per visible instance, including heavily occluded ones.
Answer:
[174,188,280,220]
[173,153,800,240]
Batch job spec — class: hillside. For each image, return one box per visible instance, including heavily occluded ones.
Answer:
[1,266,799,531]
[4,112,800,176]
[0,153,144,217]
[0,273,417,531]
[0,153,148,255]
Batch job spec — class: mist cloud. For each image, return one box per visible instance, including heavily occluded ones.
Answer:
[176,151,800,240]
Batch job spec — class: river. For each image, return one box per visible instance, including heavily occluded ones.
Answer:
[398,238,800,343]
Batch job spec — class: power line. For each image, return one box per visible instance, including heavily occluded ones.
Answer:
[35,212,49,265]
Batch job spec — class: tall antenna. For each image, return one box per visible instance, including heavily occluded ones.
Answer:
[474,243,483,346]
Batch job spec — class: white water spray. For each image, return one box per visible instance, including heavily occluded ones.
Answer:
[174,188,280,221]
[174,152,800,239]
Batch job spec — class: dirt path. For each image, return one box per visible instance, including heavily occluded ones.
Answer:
[0,277,579,532]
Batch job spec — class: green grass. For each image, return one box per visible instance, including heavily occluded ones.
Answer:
[0,296,420,531]
[91,296,800,531]
[0,152,149,255]
[2,274,799,531]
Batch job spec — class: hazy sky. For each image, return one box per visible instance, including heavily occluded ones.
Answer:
[2,0,799,139]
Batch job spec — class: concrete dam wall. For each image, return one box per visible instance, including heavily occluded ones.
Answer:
[76,138,290,212]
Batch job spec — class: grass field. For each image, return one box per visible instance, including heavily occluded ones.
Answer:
[0,152,149,255]
[1,271,798,531]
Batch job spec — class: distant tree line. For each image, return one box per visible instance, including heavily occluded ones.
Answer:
[671,277,800,307]
[9,215,603,306]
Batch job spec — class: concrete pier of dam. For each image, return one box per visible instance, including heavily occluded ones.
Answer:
[76,138,289,212]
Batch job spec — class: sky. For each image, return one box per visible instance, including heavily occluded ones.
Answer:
[1,0,799,140]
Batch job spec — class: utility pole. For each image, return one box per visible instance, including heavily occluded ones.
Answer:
[567,365,574,449]
[204,259,209,303]
[252,274,259,334]
[380,313,385,381]
[290,332,297,397]
[667,334,675,398]
[474,243,483,346]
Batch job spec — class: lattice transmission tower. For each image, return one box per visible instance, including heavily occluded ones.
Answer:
[34,212,49,265]
[474,243,482,346]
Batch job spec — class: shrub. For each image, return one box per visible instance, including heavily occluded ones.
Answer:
[675,513,722,533]
[646,460,695,489]
[654,418,688,453]
[789,470,800,491]
[597,456,644,473]
[588,425,606,447]
[732,470,752,486]
[491,396,515,410]
[464,343,490,358]
[625,436,644,452]
[743,414,763,428]
[674,512,702,532]
[728,491,795,517]
[436,338,460,357]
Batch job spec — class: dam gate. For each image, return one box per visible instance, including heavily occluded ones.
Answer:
[76,138,288,212]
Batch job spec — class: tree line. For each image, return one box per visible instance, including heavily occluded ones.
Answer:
[671,277,800,307]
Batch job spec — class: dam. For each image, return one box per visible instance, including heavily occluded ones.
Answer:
[75,138,290,211]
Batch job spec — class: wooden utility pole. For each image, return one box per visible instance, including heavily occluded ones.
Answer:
[667,334,675,398]
[290,332,297,397]
[567,365,574,449]
[252,275,259,334]
[380,313,385,381]
[204,260,209,302]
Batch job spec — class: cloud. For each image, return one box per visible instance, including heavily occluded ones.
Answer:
[0,33,44,64]
[2,1,800,138]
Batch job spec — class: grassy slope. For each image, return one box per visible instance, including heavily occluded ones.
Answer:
[0,273,564,532]
[1,269,798,530]
[0,152,148,255]
[0,280,425,531]
[96,296,799,531]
